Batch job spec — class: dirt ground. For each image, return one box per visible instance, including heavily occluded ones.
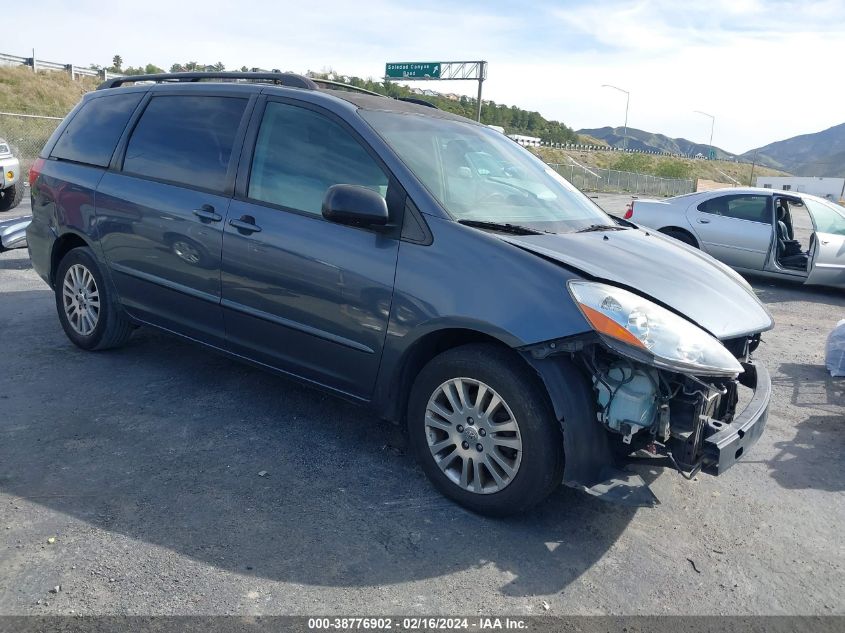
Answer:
[0,194,843,616]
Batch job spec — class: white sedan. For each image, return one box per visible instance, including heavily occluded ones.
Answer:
[624,187,845,288]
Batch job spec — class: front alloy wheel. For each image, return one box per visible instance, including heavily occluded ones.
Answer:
[425,378,522,494]
[408,343,563,516]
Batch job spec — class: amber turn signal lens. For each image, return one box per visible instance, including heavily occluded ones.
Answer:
[578,303,647,350]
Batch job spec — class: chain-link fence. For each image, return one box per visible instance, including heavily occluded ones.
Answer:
[0,112,63,175]
[547,163,694,197]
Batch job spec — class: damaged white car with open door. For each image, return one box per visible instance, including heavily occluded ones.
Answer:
[624,187,845,288]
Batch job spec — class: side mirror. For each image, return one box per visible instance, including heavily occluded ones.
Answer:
[322,184,389,227]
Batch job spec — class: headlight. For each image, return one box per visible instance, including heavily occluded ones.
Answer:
[568,280,743,377]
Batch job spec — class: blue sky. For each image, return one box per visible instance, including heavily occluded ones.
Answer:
[10,0,845,153]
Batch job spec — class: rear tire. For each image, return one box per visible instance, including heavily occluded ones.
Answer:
[55,247,133,351]
[0,183,23,212]
[407,343,563,516]
[659,227,698,248]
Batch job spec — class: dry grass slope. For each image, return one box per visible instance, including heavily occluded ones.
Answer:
[533,146,789,187]
[0,66,98,116]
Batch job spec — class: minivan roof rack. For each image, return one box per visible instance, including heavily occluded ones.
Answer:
[97,71,440,110]
[98,71,318,90]
[310,78,383,96]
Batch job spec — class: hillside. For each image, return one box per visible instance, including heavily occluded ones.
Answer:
[578,125,736,160]
[0,66,98,115]
[532,146,788,186]
[331,74,581,144]
[740,122,845,176]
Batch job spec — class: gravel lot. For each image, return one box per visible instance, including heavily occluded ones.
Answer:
[0,193,843,616]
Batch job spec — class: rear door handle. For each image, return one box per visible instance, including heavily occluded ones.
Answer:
[229,215,262,233]
[193,205,222,222]
[698,218,710,224]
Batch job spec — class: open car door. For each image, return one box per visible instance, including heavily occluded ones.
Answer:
[804,197,845,288]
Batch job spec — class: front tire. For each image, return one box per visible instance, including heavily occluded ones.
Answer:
[55,247,133,350]
[0,183,24,212]
[407,344,563,516]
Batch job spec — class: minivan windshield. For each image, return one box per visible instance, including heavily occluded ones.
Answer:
[360,110,615,233]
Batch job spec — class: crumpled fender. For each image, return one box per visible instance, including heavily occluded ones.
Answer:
[522,352,659,507]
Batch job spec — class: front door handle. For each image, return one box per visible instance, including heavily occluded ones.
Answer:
[229,215,262,233]
[193,205,222,222]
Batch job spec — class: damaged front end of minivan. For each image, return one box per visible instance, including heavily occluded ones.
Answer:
[522,280,772,507]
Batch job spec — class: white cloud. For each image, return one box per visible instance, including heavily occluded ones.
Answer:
[7,0,845,153]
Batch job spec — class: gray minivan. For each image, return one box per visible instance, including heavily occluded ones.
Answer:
[26,72,773,515]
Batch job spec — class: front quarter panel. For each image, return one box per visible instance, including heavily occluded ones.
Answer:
[373,216,591,416]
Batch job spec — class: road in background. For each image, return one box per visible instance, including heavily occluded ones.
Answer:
[0,193,843,616]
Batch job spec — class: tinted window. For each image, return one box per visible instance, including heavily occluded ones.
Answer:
[698,194,771,224]
[123,96,247,192]
[248,102,388,215]
[51,93,143,167]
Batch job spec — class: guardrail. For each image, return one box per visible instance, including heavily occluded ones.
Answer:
[0,52,122,81]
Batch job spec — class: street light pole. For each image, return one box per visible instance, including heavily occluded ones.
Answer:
[694,110,715,160]
[602,84,630,150]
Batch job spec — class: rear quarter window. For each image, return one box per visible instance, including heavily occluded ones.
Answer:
[50,93,144,167]
[122,95,248,193]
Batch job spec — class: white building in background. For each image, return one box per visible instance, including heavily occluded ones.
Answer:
[755,176,845,200]
[508,134,542,147]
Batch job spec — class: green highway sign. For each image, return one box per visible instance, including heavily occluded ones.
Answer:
[385,62,441,79]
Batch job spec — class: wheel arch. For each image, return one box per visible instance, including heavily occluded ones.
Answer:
[50,231,92,286]
[658,225,699,248]
[377,327,538,425]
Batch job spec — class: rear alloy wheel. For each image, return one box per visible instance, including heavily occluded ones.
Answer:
[408,344,563,516]
[62,263,101,336]
[55,247,134,351]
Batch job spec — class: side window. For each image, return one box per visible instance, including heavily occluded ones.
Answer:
[123,96,248,192]
[698,195,771,224]
[50,93,144,167]
[248,102,388,215]
[805,199,845,236]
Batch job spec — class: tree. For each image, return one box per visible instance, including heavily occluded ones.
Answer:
[145,63,165,74]
[213,61,225,71]
[111,55,123,72]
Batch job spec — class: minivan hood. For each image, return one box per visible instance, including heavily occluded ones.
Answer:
[499,228,774,339]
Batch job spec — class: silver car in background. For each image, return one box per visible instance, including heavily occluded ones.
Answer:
[625,187,845,288]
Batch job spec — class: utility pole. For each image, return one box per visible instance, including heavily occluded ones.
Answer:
[602,84,630,150]
[694,110,715,159]
[749,148,758,186]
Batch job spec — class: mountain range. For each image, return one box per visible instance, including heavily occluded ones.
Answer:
[578,126,737,160]
[579,123,845,177]
[737,122,845,177]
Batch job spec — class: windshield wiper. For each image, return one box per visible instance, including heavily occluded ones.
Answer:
[458,219,545,235]
[576,223,627,233]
